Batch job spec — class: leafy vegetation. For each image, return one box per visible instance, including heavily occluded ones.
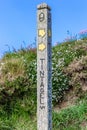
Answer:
[0,38,87,129]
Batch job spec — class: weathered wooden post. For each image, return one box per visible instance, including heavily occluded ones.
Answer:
[37,3,52,130]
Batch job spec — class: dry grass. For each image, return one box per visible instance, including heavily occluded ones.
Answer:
[0,58,25,84]
[63,56,87,102]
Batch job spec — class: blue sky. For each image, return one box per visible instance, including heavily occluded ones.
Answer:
[0,0,87,57]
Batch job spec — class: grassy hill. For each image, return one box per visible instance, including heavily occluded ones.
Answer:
[0,38,87,130]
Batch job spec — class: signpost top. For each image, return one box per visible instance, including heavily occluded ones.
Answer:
[37,3,51,11]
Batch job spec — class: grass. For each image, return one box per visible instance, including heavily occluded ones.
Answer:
[53,100,87,130]
[0,101,87,130]
[0,38,87,129]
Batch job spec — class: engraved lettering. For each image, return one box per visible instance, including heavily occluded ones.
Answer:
[39,13,44,22]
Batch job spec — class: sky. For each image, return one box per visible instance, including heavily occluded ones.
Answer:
[0,0,87,57]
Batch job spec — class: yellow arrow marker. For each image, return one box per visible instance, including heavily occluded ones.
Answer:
[39,43,46,51]
[38,29,46,37]
[48,29,51,37]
